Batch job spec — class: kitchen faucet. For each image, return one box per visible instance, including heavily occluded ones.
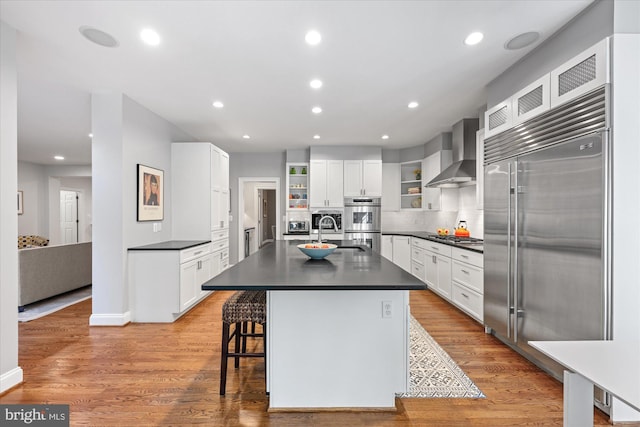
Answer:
[317,215,338,244]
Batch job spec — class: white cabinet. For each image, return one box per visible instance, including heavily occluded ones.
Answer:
[550,38,609,109]
[131,242,212,323]
[400,161,422,209]
[410,238,426,282]
[172,142,230,237]
[310,160,344,208]
[484,98,513,139]
[381,235,393,260]
[381,163,401,211]
[512,74,551,125]
[286,163,309,210]
[424,242,453,300]
[421,151,453,210]
[450,248,484,321]
[391,235,411,273]
[344,160,382,197]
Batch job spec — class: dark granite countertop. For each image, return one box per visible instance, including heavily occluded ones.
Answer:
[128,240,211,251]
[202,240,426,291]
[382,231,483,254]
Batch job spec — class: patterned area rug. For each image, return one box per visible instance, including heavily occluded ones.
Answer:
[397,315,485,398]
[18,286,92,322]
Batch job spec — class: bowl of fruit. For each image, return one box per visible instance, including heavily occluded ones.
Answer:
[297,243,338,260]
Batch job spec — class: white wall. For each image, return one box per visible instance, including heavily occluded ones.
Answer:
[0,19,23,393]
[90,93,194,326]
[17,161,48,236]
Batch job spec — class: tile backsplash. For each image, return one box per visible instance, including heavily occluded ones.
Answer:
[382,185,484,238]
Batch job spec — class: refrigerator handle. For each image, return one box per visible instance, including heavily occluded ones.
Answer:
[507,162,512,340]
[513,160,519,344]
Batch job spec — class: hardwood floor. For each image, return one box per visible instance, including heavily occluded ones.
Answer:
[1,289,613,426]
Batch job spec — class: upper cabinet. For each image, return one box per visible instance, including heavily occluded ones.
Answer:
[400,160,423,209]
[550,38,609,108]
[421,151,452,211]
[310,160,344,208]
[172,142,230,239]
[286,163,309,211]
[485,38,610,140]
[381,163,401,211]
[344,160,382,197]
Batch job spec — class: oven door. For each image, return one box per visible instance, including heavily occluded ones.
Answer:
[311,212,342,232]
[344,206,380,232]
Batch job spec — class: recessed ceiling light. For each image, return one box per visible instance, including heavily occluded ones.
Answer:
[464,32,484,46]
[140,28,161,46]
[504,31,540,50]
[381,135,390,140]
[212,101,224,108]
[88,133,93,138]
[54,155,65,161]
[78,26,119,48]
[408,102,419,109]
[312,106,322,114]
[305,30,322,46]
[313,135,321,139]
[242,135,251,139]
[310,79,323,89]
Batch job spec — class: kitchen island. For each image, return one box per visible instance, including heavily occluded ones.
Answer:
[202,240,425,410]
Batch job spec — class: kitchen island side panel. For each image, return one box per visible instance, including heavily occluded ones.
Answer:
[267,290,409,409]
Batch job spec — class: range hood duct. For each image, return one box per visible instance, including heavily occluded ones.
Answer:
[425,118,479,188]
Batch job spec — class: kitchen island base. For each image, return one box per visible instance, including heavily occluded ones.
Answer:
[267,290,409,410]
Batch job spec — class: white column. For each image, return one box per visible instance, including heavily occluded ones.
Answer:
[563,371,593,427]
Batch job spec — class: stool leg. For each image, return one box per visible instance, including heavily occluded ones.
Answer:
[241,321,248,354]
[234,322,241,369]
[220,322,230,395]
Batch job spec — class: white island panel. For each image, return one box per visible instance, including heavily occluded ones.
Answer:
[267,289,409,409]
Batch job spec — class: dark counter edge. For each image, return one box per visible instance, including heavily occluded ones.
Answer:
[129,240,211,251]
[202,283,426,291]
[382,231,483,254]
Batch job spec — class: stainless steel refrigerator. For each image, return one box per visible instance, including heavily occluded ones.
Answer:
[483,87,611,395]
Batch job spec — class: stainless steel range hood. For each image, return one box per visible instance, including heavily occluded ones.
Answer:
[425,118,479,188]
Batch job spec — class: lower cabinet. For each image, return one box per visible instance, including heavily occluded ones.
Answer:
[381,235,393,261]
[131,242,213,323]
[409,236,484,322]
[391,235,411,272]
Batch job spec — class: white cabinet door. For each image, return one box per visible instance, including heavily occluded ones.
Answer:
[326,160,344,207]
[436,255,452,299]
[392,235,411,273]
[211,189,222,231]
[362,160,382,196]
[425,251,438,289]
[422,153,442,210]
[219,151,229,191]
[179,259,199,311]
[343,160,363,197]
[382,163,400,211]
[381,235,393,260]
[210,146,222,190]
[310,160,327,207]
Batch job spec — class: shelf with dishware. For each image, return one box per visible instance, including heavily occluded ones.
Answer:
[286,163,309,210]
[400,160,423,209]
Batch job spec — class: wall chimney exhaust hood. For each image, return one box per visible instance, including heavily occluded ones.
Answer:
[425,118,479,188]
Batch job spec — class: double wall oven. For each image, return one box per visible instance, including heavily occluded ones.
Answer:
[344,197,381,252]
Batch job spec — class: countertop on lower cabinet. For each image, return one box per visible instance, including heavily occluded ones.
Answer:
[382,231,483,253]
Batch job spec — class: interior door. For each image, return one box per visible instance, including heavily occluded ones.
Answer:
[60,190,78,244]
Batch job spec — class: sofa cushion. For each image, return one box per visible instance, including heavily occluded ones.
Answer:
[18,235,49,249]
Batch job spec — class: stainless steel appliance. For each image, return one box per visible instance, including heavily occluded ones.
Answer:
[425,118,479,187]
[344,197,381,252]
[311,211,342,234]
[288,220,309,234]
[484,87,611,408]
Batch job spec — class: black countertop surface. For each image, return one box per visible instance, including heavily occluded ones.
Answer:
[128,240,211,251]
[202,240,426,291]
[382,231,483,254]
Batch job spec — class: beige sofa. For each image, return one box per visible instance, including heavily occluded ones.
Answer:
[19,242,92,309]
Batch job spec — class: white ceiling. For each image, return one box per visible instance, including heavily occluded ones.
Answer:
[1,0,593,165]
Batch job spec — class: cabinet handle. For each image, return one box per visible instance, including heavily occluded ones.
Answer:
[461,292,469,298]
[432,255,437,263]
[431,246,439,251]
[194,250,203,256]
[461,269,470,274]
[461,254,469,258]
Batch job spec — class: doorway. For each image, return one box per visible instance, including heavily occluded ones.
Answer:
[59,190,78,244]
[237,177,280,262]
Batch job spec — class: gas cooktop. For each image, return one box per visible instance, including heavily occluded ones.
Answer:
[430,235,483,244]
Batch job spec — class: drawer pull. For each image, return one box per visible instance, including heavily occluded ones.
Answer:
[432,255,437,263]
[461,292,469,298]
[461,254,469,258]
[193,250,203,256]
[431,246,439,251]
[461,269,470,274]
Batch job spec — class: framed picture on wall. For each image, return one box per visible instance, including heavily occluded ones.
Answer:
[17,191,23,215]
[137,164,164,222]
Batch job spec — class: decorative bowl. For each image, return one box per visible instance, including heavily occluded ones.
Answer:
[297,243,338,260]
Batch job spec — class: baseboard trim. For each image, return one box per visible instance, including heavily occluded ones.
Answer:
[0,367,24,394]
[89,311,131,326]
